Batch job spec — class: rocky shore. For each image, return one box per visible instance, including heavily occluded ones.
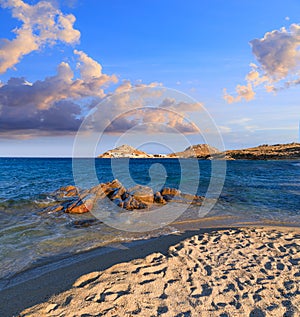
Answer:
[222,143,300,160]
[97,142,300,160]
[43,179,204,214]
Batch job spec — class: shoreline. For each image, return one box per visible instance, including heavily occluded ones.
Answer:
[1,218,300,316]
[1,215,298,290]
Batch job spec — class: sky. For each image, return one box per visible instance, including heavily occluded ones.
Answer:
[0,0,299,156]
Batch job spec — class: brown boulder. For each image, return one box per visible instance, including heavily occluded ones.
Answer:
[55,185,79,198]
[161,187,181,197]
[128,185,154,204]
[123,196,147,210]
[154,192,166,204]
[66,194,96,214]
[108,186,126,200]
[107,179,123,189]
[50,205,64,212]
[88,179,123,198]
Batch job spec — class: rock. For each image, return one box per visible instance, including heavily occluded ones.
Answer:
[109,186,126,200]
[154,192,166,204]
[97,142,300,160]
[45,303,58,313]
[161,187,181,196]
[98,144,154,158]
[128,185,154,204]
[69,219,99,228]
[180,193,197,201]
[73,271,101,288]
[123,196,134,210]
[113,198,124,208]
[55,185,79,198]
[66,194,96,214]
[59,185,77,192]
[123,196,147,210]
[88,180,123,198]
[87,184,108,198]
[220,142,300,160]
[49,204,64,213]
[42,179,206,214]
[168,144,220,158]
[108,179,123,189]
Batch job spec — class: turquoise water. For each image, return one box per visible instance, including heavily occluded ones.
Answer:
[0,158,300,280]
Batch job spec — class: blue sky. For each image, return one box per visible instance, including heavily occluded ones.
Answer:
[0,0,299,156]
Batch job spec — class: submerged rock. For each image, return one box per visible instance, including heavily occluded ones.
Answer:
[69,219,100,228]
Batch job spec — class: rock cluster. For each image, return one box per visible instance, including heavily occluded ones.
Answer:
[43,180,204,214]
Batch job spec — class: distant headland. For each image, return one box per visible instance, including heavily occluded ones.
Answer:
[97,143,300,160]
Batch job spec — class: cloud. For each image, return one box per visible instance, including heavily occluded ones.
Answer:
[0,0,80,73]
[0,99,82,138]
[159,97,203,112]
[0,51,117,111]
[0,49,119,137]
[0,1,202,138]
[104,108,200,134]
[224,23,300,103]
[0,74,200,137]
[114,79,162,94]
[223,83,256,104]
[250,25,300,80]
[83,88,202,135]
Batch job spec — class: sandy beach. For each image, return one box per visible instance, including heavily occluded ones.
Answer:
[1,225,298,317]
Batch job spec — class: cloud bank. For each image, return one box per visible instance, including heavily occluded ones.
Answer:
[0,1,203,138]
[224,23,300,103]
[102,96,202,134]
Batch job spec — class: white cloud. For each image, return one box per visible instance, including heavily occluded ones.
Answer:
[0,0,80,73]
[224,23,300,103]
[80,86,202,135]
[250,25,300,80]
[159,97,203,112]
[223,83,256,104]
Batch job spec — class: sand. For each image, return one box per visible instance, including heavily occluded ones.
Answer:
[15,226,300,317]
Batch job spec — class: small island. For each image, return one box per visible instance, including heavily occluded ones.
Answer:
[98,142,300,160]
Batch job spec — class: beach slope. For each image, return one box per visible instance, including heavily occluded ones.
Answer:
[18,227,300,317]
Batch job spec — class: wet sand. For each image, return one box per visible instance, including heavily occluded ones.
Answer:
[2,222,300,317]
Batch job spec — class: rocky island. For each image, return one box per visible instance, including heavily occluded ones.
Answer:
[168,144,220,159]
[98,144,155,158]
[222,142,300,160]
[98,142,300,160]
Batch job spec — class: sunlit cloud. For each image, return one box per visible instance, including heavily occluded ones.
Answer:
[0,1,204,139]
[0,0,80,73]
[224,23,300,103]
[82,86,202,135]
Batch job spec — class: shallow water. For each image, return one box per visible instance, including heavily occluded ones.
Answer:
[0,158,300,280]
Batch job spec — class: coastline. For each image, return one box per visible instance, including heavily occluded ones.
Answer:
[2,218,300,316]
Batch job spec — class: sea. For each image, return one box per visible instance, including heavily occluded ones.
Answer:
[0,158,300,282]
